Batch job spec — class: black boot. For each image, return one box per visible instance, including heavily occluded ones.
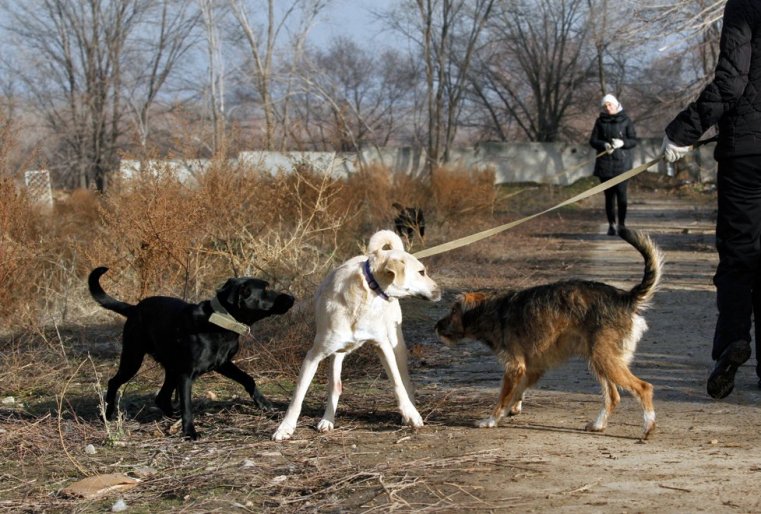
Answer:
[607,224,616,236]
[707,340,751,399]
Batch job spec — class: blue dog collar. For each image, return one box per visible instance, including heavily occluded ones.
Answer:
[363,259,390,301]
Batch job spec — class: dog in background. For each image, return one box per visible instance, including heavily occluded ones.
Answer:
[435,228,663,439]
[393,202,425,240]
[272,229,441,441]
[89,267,294,440]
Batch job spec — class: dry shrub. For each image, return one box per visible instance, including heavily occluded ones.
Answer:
[342,164,433,243]
[0,179,45,323]
[85,162,207,301]
[194,160,359,297]
[1,154,503,369]
[82,158,362,305]
[430,165,496,226]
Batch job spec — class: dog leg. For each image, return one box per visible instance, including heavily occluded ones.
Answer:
[104,349,145,420]
[585,377,618,433]
[177,374,198,440]
[590,353,655,438]
[375,341,423,428]
[612,368,656,439]
[216,361,273,411]
[155,375,177,416]
[318,353,346,433]
[478,364,525,428]
[506,370,543,416]
[272,347,325,441]
[392,324,415,401]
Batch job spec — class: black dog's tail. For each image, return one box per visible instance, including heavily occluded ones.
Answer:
[618,228,664,311]
[88,267,135,317]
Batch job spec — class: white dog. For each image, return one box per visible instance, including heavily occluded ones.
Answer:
[272,230,441,441]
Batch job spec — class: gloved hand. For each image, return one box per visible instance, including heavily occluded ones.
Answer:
[611,138,624,149]
[661,135,691,163]
[604,142,614,155]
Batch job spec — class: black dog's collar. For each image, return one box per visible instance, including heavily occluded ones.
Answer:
[363,259,390,301]
[209,297,251,335]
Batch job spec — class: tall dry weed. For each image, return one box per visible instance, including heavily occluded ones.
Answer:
[1,152,501,373]
[0,179,44,324]
[430,165,496,226]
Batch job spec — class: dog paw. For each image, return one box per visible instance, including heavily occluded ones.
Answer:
[476,417,498,428]
[252,392,274,411]
[401,410,424,428]
[183,427,200,440]
[642,420,656,440]
[584,422,605,433]
[317,419,334,433]
[272,422,294,442]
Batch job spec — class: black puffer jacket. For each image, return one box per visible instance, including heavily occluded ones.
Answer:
[666,0,761,160]
[589,110,637,178]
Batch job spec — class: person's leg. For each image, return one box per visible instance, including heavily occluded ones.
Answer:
[601,178,616,234]
[753,279,761,385]
[708,157,761,398]
[616,180,629,228]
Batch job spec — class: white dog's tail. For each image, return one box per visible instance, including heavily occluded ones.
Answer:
[368,229,405,252]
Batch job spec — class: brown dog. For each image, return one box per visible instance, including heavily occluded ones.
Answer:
[435,228,663,439]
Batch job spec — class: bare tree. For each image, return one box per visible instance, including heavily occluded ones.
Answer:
[0,0,199,190]
[469,0,594,142]
[200,0,225,153]
[384,0,494,174]
[634,0,725,103]
[229,0,329,150]
[293,38,420,152]
[126,1,200,150]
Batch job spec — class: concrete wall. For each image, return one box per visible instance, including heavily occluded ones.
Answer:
[120,140,718,185]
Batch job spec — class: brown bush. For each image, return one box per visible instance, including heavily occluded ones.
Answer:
[0,178,45,323]
[0,158,498,361]
[430,165,496,225]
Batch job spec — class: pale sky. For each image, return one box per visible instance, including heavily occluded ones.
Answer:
[310,0,394,49]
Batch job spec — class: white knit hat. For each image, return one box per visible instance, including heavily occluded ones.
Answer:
[601,94,622,112]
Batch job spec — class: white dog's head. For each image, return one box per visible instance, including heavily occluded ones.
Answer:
[366,230,441,302]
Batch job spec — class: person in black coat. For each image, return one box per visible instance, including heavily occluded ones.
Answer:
[589,94,638,236]
[663,0,761,398]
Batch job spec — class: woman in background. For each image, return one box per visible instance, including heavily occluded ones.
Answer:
[589,94,638,236]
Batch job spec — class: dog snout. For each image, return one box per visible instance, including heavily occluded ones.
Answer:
[273,293,295,314]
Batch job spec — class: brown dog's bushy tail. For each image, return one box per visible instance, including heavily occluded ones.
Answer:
[88,267,135,317]
[618,228,664,310]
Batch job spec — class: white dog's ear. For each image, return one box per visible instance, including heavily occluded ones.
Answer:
[377,254,406,286]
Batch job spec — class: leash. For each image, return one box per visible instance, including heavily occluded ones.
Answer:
[209,296,251,336]
[413,135,719,259]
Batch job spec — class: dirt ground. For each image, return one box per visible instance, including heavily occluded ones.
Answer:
[4,186,761,513]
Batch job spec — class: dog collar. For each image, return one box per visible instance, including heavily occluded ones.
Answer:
[362,259,390,301]
[209,297,251,335]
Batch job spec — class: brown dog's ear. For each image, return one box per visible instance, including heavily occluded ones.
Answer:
[458,292,486,310]
[450,301,464,328]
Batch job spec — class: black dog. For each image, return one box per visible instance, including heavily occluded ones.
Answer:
[392,202,426,239]
[88,267,294,440]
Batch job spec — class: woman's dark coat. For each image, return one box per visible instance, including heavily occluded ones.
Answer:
[666,0,761,160]
[589,110,638,179]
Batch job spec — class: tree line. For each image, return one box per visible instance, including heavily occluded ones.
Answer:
[0,0,725,190]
